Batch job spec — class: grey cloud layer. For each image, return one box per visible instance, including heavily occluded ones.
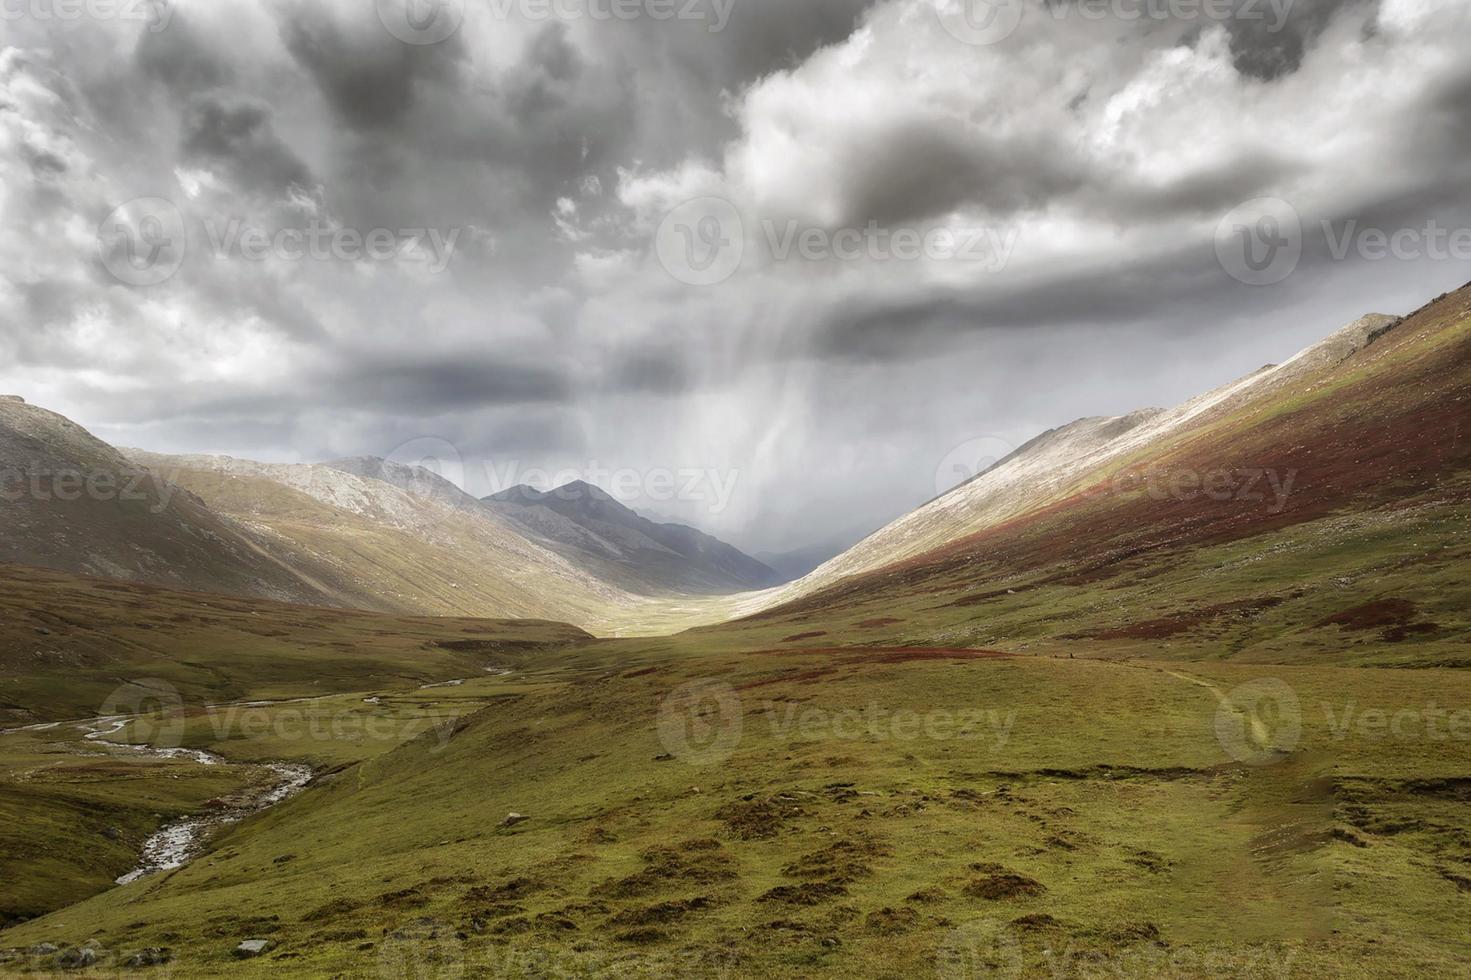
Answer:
[1,0,1468,552]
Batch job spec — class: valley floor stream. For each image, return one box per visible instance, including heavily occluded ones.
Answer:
[74,716,315,886]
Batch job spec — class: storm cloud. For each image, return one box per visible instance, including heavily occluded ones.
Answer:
[1,0,1469,553]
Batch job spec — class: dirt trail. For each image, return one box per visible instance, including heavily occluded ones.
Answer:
[1155,666,1273,750]
[1106,659,1279,753]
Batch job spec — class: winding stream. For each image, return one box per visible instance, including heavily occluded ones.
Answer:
[72,718,316,885]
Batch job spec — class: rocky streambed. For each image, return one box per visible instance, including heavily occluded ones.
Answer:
[73,717,316,885]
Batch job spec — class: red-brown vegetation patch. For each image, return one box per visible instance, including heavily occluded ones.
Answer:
[781,631,829,642]
[1317,598,1418,631]
[963,872,1046,900]
[757,881,848,905]
[1085,595,1286,640]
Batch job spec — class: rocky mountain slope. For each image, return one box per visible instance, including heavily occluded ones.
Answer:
[121,451,653,634]
[750,313,1405,611]
[717,286,1471,660]
[485,481,782,594]
[0,397,346,606]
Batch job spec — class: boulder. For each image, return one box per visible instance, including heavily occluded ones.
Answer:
[58,947,97,969]
[499,812,530,828]
[233,939,275,959]
[123,947,172,967]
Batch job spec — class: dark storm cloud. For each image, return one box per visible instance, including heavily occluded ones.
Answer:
[106,357,576,429]
[819,120,1291,230]
[181,94,313,195]
[1223,0,1377,81]
[806,245,1236,362]
[135,12,233,94]
[4,0,1470,553]
[608,349,692,397]
[277,3,467,129]
[833,124,1082,227]
[592,0,878,162]
[326,358,574,413]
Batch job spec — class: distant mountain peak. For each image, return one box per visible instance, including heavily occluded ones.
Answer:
[483,477,781,594]
[488,484,549,505]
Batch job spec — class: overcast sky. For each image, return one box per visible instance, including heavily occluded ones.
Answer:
[2,0,1468,553]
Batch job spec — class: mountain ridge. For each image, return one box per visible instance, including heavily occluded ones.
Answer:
[484,480,783,595]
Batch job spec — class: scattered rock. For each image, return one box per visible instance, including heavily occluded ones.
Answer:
[500,813,530,829]
[58,947,97,969]
[123,947,172,967]
[233,939,275,959]
[28,943,58,956]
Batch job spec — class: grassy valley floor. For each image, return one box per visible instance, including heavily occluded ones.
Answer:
[3,633,1470,977]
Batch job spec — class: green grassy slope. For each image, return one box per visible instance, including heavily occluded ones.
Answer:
[0,564,591,726]
[3,640,1468,976]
